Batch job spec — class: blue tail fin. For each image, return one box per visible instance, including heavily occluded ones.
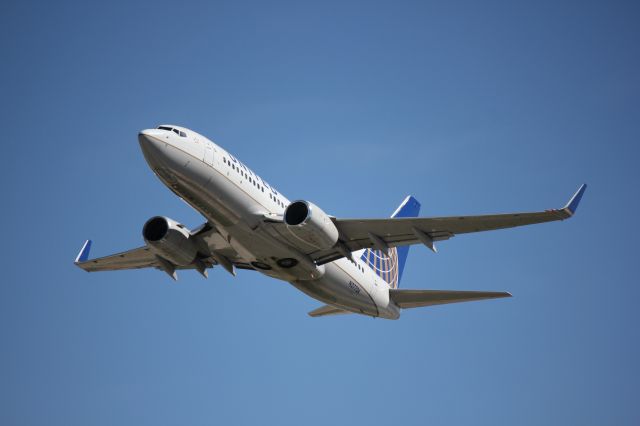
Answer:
[360,196,421,288]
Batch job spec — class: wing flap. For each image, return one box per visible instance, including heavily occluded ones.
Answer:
[389,289,512,309]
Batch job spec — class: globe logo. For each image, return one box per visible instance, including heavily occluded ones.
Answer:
[360,247,399,289]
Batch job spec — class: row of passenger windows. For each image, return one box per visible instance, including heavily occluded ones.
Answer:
[157,126,187,137]
[223,157,265,191]
[270,193,286,208]
[222,157,287,208]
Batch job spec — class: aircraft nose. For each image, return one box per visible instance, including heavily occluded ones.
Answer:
[138,129,168,168]
[138,129,165,145]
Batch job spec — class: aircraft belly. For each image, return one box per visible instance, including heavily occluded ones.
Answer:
[173,162,322,279]
[152,143,397,316]
[292,263,380,317]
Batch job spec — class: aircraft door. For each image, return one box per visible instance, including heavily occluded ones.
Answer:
[372,275,380,297]
[204,143,214,166]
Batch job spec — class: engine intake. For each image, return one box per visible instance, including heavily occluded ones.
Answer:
[284,201,309,226]
[283,201,339,250]
[143,216,170,241]
[142,216,198,266]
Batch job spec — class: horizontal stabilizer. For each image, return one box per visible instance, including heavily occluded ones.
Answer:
[389,289,511,309]
[308,304,352,317]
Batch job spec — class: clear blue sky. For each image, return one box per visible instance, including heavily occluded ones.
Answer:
[2,1,639,425]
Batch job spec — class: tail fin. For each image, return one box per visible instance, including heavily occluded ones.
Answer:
[360,196,421,288]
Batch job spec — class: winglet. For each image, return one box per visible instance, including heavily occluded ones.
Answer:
[74,240,92,264]
[563,184,587,216]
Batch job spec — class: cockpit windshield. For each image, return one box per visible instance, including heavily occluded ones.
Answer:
[157,126,187,137]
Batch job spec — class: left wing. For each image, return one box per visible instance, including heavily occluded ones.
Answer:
[309,184,586,265]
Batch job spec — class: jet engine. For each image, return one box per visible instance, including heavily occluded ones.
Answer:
[142,216,198,265]
[283,201,339,250]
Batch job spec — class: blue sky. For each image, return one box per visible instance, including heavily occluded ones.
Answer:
[2,0,639,425]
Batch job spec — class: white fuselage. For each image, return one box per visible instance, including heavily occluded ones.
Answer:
[138,126,400,319]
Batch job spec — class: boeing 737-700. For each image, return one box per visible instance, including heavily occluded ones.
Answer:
[74,125,586,319]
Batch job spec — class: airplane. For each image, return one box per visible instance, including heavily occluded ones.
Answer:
[74,125,586,319]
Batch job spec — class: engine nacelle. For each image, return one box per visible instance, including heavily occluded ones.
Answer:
[283,201,339,250]
[142,216,198,266]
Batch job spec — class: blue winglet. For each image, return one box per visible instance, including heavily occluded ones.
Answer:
[75,240,92,263]
[563,184,587,215]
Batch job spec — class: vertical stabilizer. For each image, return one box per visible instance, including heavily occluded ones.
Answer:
[360,196,421,288]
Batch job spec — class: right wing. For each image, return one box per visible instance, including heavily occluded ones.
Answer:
[389,289,512,309]
[74,240,160,271]
[74,222,255,278]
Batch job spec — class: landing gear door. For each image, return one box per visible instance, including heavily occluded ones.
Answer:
[204,143,214,166]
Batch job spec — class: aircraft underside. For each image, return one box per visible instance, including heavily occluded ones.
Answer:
[74,125,585,319]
